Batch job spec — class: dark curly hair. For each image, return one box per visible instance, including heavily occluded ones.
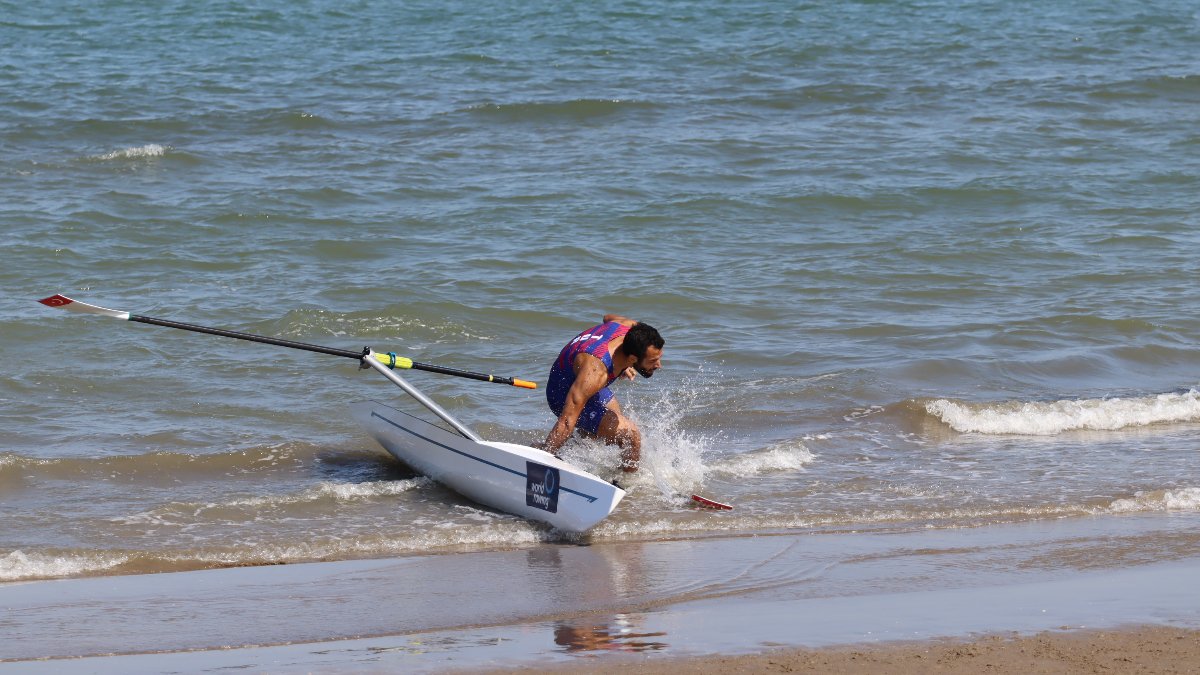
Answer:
[623,322,664,359]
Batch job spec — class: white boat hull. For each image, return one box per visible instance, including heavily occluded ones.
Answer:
[351,400,624,532]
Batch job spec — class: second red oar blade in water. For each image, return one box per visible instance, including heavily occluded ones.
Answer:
[691,494,734,510]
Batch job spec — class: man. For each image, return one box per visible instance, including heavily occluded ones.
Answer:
[543,314,664,473]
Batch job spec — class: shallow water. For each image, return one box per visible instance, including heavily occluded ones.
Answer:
[3,0,1200,581]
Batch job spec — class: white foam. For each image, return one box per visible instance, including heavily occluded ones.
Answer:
[94,143,167,160]
[183,518,553,565]
[303,478,430,503]
[0,549,128,581]
[711,440,815,477]
[1108,487,1200,513]
[926,389,1200,435]
[218,477,430,508]
[119,478,431,524]
[588,502,1101,540]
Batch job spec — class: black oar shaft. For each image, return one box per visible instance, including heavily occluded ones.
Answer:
[410,361,517,386]
[126,313,537,388]
[129,314,363,359]
[40,295,536,388]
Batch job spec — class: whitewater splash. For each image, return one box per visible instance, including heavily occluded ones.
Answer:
[555,370,719,501]
[92,143,167,160]
[926,389,1200,435]
[636,371,721,500]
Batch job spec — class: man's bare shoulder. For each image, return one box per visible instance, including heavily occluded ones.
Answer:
[602,313,637,327]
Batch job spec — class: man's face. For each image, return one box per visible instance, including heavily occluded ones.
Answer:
[634,346,663,378]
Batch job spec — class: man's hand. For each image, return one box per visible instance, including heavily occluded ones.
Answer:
[619,367,636,381]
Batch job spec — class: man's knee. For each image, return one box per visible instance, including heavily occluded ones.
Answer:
[618,415,639,438]
[608,413,639,447]
[599,409,632,440]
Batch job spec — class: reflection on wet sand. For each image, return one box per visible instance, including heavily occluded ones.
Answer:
[525,542,668,653]
[554,615,667,653]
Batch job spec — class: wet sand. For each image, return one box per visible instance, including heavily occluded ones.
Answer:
[533,626,1200,674]
[2,514,1199,673]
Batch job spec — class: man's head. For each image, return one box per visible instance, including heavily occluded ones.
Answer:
[623,322,664,378]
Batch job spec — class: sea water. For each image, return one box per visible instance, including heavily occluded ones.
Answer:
[3,0,1200,581]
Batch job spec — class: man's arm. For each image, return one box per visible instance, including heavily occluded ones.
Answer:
[543,354,610,455]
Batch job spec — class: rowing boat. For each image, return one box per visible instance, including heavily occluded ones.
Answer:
[352,400,624,532]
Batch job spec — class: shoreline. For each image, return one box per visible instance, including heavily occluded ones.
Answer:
[3,514,1199,673]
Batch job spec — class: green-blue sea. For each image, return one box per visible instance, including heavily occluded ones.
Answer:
[3,0,1200,582]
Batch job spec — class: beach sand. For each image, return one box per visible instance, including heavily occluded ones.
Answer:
[3,515,1199,673]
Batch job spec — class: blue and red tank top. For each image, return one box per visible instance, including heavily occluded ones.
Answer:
[551,321,631,385]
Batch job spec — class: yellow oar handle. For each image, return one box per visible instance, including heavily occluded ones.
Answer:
[373,352,414,370]
[511,379,537,390]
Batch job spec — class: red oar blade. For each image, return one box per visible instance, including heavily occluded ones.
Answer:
[38,294,131,320]
[691,494,733,510]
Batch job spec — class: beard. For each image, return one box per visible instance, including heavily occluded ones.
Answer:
[635,364,654,378]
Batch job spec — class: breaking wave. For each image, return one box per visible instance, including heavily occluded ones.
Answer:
[710,440,815,477]
[924,389,1200,435]
[1109,488,1200,513]
[118,477,431,526]
[0,549,130,582]
[0,516,550,583]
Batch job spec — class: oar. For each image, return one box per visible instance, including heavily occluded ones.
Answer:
[37,294,537,389]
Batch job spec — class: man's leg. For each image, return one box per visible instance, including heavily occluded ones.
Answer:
[596,398,641,472]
